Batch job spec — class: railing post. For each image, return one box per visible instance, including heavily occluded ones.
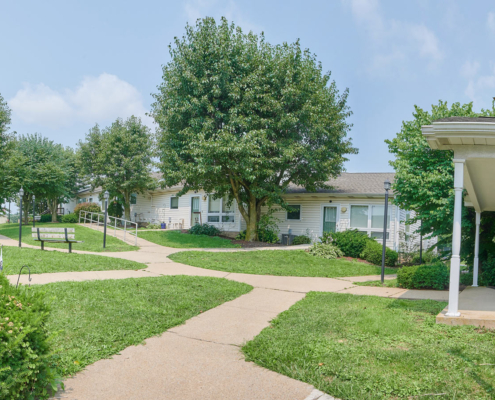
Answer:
[124,220,126,241]
[115,217,117,236]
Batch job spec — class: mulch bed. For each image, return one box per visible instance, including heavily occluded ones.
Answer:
[228,239,285,248]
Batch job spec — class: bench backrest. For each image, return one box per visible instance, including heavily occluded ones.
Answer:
[31,227,76,240]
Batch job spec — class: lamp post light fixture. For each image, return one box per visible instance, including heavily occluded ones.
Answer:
[19,188,24,248]
[381,179,391,284]
[32,194,36,228]
[103,190,109,249]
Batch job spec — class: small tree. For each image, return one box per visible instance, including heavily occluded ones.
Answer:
[152,18,356,240]
[77,116,156,220]
[5,134,77,223]
[386,100,495,266]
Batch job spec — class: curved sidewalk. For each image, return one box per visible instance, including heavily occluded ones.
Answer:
[2,232,447,400]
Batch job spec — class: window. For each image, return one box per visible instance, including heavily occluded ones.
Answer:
[89,197,93,203]
[350,205,368,228]
[170,197,179,209]
[131,194,137,205]
[371,205,390,229]
[287,205,301,220]
[405,211,411,233]
[350,204,391,239]
[208,195,235,223]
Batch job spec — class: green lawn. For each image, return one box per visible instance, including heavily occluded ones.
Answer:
[30,276,252,376]
[169,250,397,277]
[139,230,240,248]
[243,293,495,399]
[0,223,138,252]
[1,246,145,275]
[354,278,399,288]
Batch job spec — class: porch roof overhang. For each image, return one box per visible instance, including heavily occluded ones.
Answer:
[422,117,495,213]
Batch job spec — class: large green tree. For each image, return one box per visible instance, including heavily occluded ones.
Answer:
[5,134,78,222]
[0,93,14,203]
[152,17,356,240]
[386,100,495,266]
[78,116,156,220]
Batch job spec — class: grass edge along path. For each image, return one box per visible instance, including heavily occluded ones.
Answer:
[0,223,138,252]
[1,246,146,275]
[169,250,397,278]
[30,276,252,376]
[138,230,241,248]
[243,292,495,400]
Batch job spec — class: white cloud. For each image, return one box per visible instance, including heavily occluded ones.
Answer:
[461,60,480,79]
[487,12,495,35]
[9,73,152,129]
[462,63,495,107]
[346,0,443,75]
[184,0,262,34]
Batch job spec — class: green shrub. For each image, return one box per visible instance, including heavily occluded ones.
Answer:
[292,235,311,245]
[323,229,370,258]
[360,240,398,267]
[188,223,221,236]
[397,263,449,290]
[39,214,62,223]
[107,200,123,219]
[411,251,438,265]
[235,228,279,244]
[74,202,101,216]
[146,223,161,230]
[61,213,79,223]
[308,242,344,259]
[40,214,52,223]
[257,227,279,244]
[235,231,246,240]
[0,274,61,399]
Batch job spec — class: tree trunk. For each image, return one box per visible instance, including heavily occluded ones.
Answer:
[123,191,131,221]
[48,198,58,222]
[245,195,258,241]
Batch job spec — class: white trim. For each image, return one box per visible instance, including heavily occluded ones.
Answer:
[319,203,340,236]
[286,204,302,221]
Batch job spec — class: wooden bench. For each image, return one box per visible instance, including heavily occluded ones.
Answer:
[32,228,83,253]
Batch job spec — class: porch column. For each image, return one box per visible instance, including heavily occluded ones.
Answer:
[447,160,464,317]
[473,211,481,287]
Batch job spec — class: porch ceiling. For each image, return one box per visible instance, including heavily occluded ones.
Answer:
[422,117,495,212]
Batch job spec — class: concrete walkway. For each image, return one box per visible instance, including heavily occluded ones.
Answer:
[1,228,446,400]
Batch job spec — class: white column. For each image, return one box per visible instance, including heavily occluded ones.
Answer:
[447,160,464,317]
[473,211,481,287]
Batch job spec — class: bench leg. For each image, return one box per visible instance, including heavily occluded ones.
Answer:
[41,242,44,251]
[69,243,72,253]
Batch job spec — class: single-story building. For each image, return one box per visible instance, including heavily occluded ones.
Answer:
[65,172,432,251]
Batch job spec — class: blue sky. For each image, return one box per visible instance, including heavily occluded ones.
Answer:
[1,0,495,173]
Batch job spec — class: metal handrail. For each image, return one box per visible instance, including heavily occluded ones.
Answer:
[79,210,138,246]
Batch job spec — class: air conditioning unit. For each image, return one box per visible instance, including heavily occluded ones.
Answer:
[281,234,296,246]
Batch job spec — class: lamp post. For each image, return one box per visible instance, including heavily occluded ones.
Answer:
[8,198,10,223]
[18,188,24,248]
[103,190,109,249]
[381,179,391,284]
[32,194,36,228]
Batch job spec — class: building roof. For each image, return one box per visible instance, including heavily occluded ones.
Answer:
[434,117,495,123]
[286,172,395,195]
[75,172,396,197]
